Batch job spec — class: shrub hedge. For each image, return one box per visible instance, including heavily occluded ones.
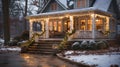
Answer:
[71,40,109,50]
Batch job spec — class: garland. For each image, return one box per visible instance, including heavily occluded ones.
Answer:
[21,30,45,47]
[99,30,110,36]
[58,29,75,50]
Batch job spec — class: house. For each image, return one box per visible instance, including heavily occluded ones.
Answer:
[26,0,120,41]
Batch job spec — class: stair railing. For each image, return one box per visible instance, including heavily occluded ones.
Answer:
[20,30,45,48]
[57,29,76,51]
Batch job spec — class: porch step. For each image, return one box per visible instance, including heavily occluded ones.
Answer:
[26,39,62,55]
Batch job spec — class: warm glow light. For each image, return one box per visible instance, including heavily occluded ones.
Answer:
[91,14,94,17]
[96,19,99,22]
[52,44,58,49]
[64,22,67,25]
[24,56,30,59]
[65,15,69,18]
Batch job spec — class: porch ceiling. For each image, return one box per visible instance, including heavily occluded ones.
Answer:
[26,7,112,19]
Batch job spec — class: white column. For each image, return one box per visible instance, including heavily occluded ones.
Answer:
[68,16,74,40]
[45,18,49,38]
[29,19,33,38]
[41,21,44,31]
[70,16,74,32]
[91,14,96,40]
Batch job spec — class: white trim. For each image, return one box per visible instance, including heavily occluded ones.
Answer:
[91,13,96,39]
[40,0,51,13]
[27,7,111,19]
[29,20,33,38]
[70,16,74,31]
[56,0,67,10]
[45,18,49,38]
[40,0,67,13]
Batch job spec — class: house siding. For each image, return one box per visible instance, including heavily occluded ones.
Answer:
[108,0,120,19]
[74,0,90,9]
[89,0,95,7]
[109,19,117,39]
[42,1,66,13]
[107,0,119,38]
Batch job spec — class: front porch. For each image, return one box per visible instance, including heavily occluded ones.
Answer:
[27,8,113,40]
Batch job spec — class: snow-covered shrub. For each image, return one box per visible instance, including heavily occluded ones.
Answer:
[88,40,97,50]
[81,40,88,44]
[71,40,109,50]
[102,40,109,48]
[89,40,96,44]
[96,41,109,49]
[72,42,80,47]
[72,42,80,50]
[8,40,18,46]
[80,40,89,50]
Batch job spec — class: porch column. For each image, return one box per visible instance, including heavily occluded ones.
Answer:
[69,16,74,32]
[45,18,49,38]
[91,14,96,40]
[29,19,33,38]
[41,21,45,31]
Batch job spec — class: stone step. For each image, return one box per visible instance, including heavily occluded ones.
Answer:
[26,39,62,54]
[27,48,56,51]
[27,51,56,55]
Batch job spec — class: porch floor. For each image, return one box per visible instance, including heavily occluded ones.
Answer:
[39,38,63,41]
[38,38,115,42]
[69,38,115,41]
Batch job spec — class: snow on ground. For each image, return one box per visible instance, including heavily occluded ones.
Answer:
[64,51,120,67]
[0,47,21,52]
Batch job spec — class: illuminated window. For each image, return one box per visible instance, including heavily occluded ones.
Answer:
[58,21,62,32]
[96,16,109,31]
[96,16,104,31]
[64,21,70,32]
[49,20,62,32]
[87,20,92,30]
[78,16,92,31]
[80,20,86,30]
[53,21,57,31]
[33,22,42,31]
[77,0,86,8]
[51,3,57,10]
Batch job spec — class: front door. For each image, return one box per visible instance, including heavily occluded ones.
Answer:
[49,20,65,38]
[48,18,70,38]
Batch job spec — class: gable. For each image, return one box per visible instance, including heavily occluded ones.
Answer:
[39,0,67,13]
[93,0,112,11]
[89,0,95,7]
[108,0,120,19]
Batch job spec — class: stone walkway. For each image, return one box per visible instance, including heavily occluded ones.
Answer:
[0,52,80,67]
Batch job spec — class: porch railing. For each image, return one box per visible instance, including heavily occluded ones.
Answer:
[71,30,109,39]
[95,31,109,39]
[72,30,92,39]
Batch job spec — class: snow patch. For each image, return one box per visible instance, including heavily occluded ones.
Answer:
[0,47,21,52]
[64,51,120,67]
[69,1,74,6]
[65,51,74,55]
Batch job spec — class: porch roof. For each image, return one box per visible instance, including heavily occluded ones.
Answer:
[26,7,112,19]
